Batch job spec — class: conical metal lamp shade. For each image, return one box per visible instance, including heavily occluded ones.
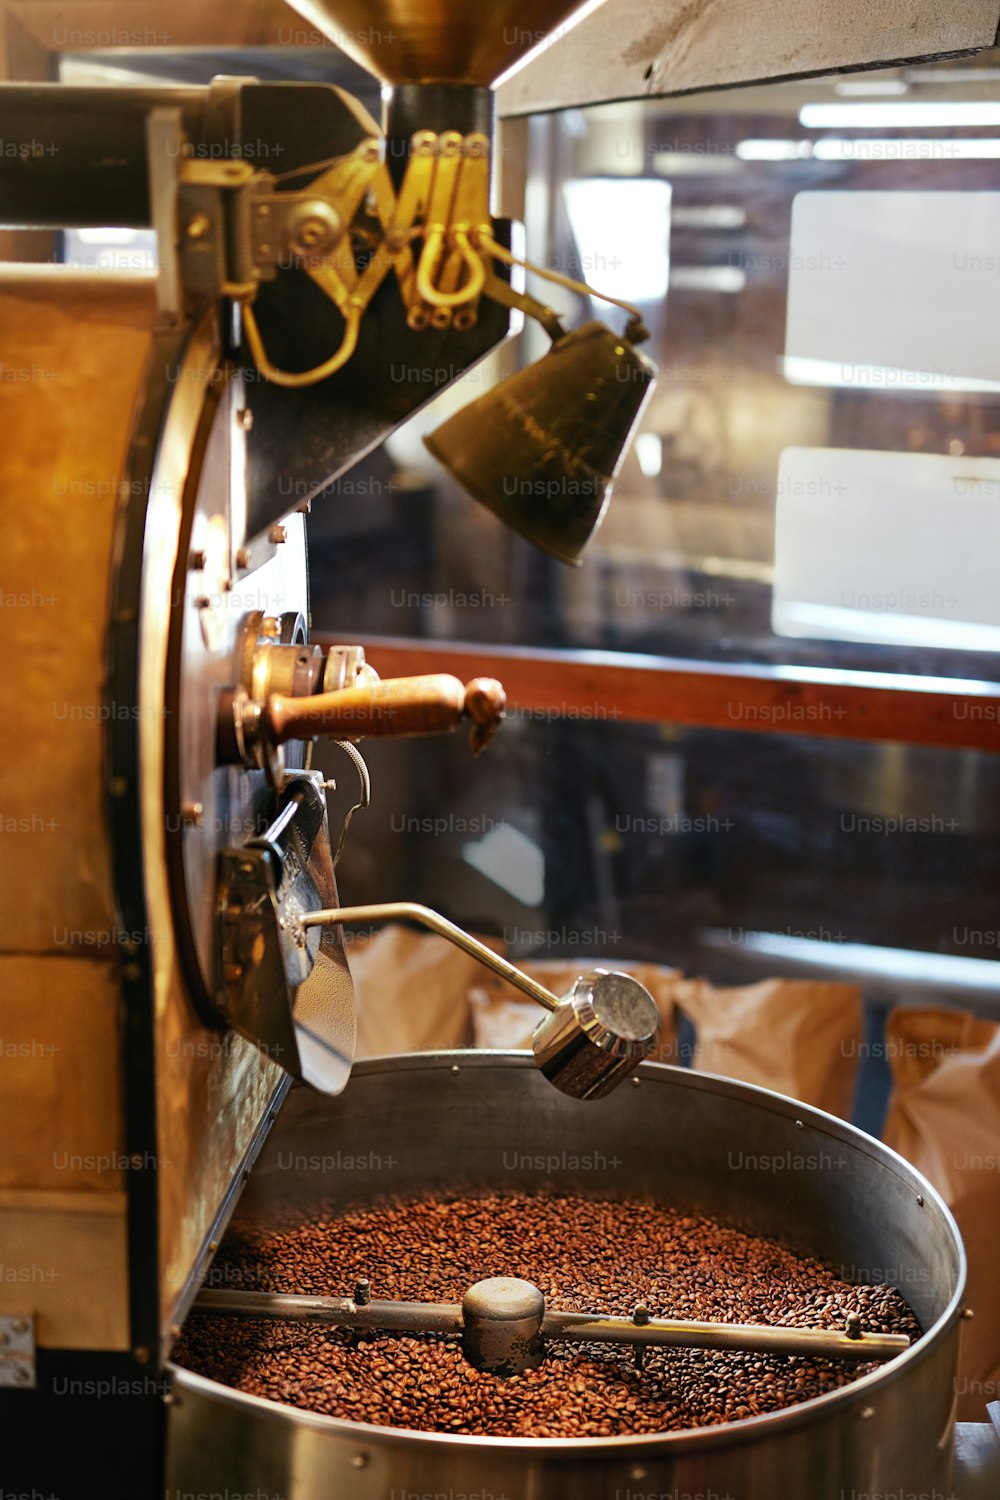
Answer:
[281,0,599,86]
[423,322,656,566]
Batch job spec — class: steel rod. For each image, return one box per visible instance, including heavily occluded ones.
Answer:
[194,1289,463,1335]
[542,1310,911,1362]
[192,1288,909,1364]
[299,902,561,1012]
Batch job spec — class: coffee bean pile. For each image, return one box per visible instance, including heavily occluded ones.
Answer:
[175,1190,919,1437]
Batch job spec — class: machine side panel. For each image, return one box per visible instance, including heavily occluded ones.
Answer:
[0,269,157,951]
[498,0,1000,115]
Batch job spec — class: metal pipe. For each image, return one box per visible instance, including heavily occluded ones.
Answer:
[0,84,206,228]
[299,902,561,1012]
[542,1310,911,1363]
[194,1288,462,1335]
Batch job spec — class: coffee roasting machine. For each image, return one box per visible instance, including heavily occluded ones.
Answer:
[1,1,998,1496]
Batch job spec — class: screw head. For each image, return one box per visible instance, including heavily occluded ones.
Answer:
[185,213,211,240]
[236,407,254,432]
[236,547,252,569]
[269,524,287,545]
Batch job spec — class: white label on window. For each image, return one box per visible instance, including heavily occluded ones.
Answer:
[772,447,1000,651]
[784,191,1000,392]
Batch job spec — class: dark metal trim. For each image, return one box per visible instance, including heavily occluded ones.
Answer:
[106,322,188,1364]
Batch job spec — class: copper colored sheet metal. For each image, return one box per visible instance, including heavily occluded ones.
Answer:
[280,0,600,85]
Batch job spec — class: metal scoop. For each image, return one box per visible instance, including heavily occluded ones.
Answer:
[298,902,661,1099]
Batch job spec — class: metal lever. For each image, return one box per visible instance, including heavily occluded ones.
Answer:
[297,902,662,1099]
[265,674,506,755]
[299,902,561,1013]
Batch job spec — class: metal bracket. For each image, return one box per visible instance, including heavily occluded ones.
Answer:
[216,772,356,1094]
[146,107,186,325]
[177,158,258,302]
[0,1314,36,1389]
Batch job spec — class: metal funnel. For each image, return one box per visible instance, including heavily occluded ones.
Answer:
[281,0,600,86]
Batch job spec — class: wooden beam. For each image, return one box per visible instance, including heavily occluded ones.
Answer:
[333,635,1000,753]
[498,0,1000,116]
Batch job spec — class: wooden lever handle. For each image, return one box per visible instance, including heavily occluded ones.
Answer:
[265,675,506,752]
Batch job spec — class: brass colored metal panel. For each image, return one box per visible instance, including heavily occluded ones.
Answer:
[0,1188,129,1350]
[0,955,124,1192]
[0,269,157,953]
[280,0,596,84]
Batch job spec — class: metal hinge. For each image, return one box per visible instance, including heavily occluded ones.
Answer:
[0,1314,36,1388]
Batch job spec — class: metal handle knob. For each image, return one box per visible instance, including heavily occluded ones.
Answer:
[265,674,506,754]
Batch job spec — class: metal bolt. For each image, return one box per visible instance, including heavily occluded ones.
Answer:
[795,1119,804,1130]
[236,547,252,568]
[916,1195,924,1207]
[296,218,327,248]
[632,1302,650,1326]
[188,549,206,571]
[845,1312,863,1340]
[350,1455,369,1470]
[354,1278,371,1306]
[186,213,211,240]
[858,1406,875,1421]
[236,408,254,432]
[181,801,203,827]
[269,524,287,545]
[962,1307,975,1320]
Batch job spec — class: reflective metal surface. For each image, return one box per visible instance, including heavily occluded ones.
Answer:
[280,0,600,85]
[167,1053,966,1499]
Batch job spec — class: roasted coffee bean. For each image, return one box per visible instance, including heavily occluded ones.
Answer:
[175,1190,919,1438]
